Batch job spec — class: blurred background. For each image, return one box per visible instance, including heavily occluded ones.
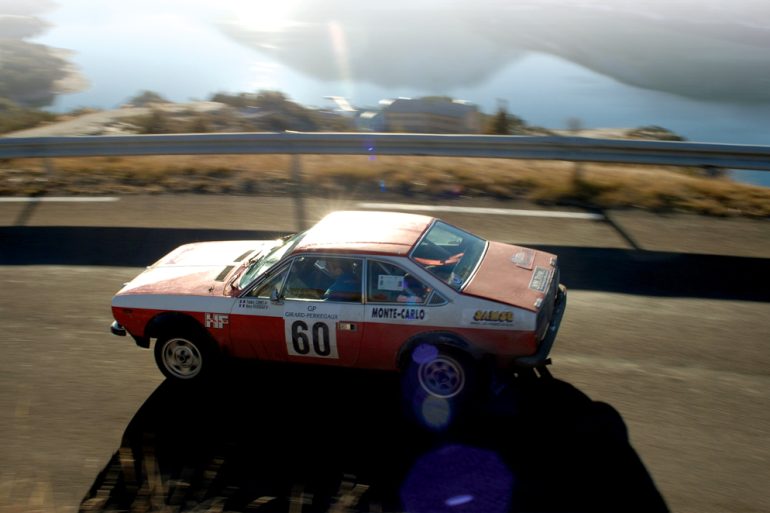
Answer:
[1,1,769,512]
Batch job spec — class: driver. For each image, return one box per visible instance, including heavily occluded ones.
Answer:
[323,259,361,302]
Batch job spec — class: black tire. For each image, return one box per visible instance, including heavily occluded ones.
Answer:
[154,331,219,382]
[401,344,476,429]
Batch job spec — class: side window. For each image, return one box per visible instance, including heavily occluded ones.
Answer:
[284,256,363,303]
[428,292,447,305]
[367,260,432,304]
[248,265,289,298]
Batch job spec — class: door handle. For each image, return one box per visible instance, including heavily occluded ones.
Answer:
[338,322,357,332]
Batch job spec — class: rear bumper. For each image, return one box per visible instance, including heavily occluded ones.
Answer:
[515,284,567,367]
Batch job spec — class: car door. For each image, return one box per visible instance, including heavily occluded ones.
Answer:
[280,255,365,367]
[228,262,291,361]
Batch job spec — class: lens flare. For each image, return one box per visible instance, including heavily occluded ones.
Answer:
[420,395,451,430]
[401,444,514,513]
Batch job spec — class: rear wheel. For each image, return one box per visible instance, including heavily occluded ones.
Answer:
[402,344,476,429]
[154,332,218,381]
[417,352,467,399]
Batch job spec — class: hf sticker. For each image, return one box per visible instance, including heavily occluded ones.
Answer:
[205,313,229,329]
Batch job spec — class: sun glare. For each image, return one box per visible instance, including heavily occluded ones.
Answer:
[224,0,300,33]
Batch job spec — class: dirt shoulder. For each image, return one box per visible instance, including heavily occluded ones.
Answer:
[1,154,768,218]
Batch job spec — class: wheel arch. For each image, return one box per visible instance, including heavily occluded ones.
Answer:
[145,311,211,344]
[396,330,482,371]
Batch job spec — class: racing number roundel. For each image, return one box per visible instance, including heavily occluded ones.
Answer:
[285,318,339,359]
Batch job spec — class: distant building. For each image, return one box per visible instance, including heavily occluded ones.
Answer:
[355,110,386,131]
[379,97,481,134]
[325,95,481,133]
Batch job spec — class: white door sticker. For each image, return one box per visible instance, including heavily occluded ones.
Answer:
[284,314,339,359]
[378,274,405,292]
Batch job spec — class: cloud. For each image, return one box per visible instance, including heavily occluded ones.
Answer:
[0,0,56,17]
[216,0,770,104]
[0,0,86,107]
[0,14,51,38]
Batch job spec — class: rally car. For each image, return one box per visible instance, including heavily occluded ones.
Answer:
[110,211,566,401]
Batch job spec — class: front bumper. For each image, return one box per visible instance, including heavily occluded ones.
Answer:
[110,321,150,348]
[110,321,126,336]
[515,284,567,367]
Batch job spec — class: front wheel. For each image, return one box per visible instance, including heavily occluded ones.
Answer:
[154,333,218,381]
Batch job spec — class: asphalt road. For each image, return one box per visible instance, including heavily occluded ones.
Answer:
[1,195,769,513]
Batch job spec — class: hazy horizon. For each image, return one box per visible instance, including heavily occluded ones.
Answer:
[4,0,770,184]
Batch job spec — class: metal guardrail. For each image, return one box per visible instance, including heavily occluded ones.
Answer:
[2,132,770,171]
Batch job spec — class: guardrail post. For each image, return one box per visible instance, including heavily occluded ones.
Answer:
[44,158,55,179]
[290,154,307,231]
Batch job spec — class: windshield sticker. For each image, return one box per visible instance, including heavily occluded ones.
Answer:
[512,249,535,270]
[529,267,551,292]
[237,298,269,310]
[370,307,426,321]
[378,274,405,291]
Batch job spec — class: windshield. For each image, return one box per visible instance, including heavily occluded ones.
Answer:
[410,221,487,291]
[237,232,304,289]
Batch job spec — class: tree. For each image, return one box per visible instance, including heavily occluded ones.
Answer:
[490,107,511,134]
[137,108,171,134]
[0,97,56,134]
[129,90,169,107]
[486,104,527,135]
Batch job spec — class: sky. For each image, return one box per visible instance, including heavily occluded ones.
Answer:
[4,0,770,182]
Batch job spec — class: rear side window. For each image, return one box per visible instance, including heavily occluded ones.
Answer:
[367,260,432,304]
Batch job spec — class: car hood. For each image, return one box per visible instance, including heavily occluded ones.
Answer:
[115,240,276,297]
[462,241,558,312]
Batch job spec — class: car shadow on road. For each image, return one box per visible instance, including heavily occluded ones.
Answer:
[80,364,669,513]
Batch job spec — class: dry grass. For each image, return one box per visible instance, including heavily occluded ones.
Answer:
[1,154,768,217]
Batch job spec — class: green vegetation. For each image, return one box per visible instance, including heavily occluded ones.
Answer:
[0,98,57,134]
[128,90,170,106]
[211,90,354,132]
[626,125,686,141]
[483,106,552,136]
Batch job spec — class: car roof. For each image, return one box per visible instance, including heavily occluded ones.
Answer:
[292,210,435,256]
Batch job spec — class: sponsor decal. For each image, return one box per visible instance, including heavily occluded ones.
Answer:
[237,298,269,310]
[473,310,514,323]
[378,274,405,292]
[529,267,552,292]
[462,308,515,327]
[370,307,426,321]
[285,311,340,320]
[512,249,535,270]
[205,313,229,329]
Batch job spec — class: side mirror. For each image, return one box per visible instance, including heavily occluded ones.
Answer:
[270,288,283,303]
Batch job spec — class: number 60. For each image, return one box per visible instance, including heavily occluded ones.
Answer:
[291,320,331,356]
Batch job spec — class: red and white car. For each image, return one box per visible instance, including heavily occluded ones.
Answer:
[111,211,566,400]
